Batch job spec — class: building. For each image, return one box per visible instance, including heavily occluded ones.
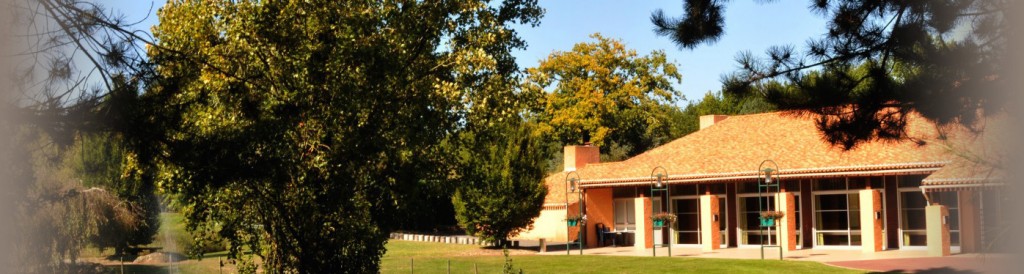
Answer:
[516,111,1004,256]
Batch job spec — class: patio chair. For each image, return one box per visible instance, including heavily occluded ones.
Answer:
[595,223,612,247]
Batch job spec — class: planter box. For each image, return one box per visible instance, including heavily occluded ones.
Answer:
[759,217,775,227]
[653,219,665,227]
[568,220,578,227]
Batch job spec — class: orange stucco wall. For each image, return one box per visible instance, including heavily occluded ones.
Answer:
[585,188,614,247]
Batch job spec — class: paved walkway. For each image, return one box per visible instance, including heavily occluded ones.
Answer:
[521,241,1012,273]
[826,254,1011,273]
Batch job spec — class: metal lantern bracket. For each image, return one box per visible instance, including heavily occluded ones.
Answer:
[758,160,783,260]
[565,171,584,255]
[650,166,672,257]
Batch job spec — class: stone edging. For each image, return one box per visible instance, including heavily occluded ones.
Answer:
[389,232,492,246]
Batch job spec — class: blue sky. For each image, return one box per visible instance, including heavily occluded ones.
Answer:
[120,0,827,107]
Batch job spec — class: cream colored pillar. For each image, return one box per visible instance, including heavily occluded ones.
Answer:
[700,194,721,252]
[634,196,653,250]
[860,189,883,253]
[775,192,797,252]
[926,204,951,256]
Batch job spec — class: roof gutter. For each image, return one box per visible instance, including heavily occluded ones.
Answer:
[581,167,941,189]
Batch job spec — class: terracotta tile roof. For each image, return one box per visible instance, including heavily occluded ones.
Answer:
[921,157,1002,192]
[542,110,989,203]
[921,117,1006,191]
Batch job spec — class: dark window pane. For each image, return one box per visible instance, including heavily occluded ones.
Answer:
[746,234,776,245]
[783,180,800,192]
[902,209,926,230]
[936,192,959,209]
[678,213,699,230]
[816,194,848,210]
[870,177,884,189]
[848,177,868,190]
[613,187,637,198]
[814,178,846,191]
[670,184,698,196]
[676,199,698,212]
[817,211,849,230]
[905,233,927,246]
[901,192,928,209]
[744,213,761,230]
[737,182,760,193]
[899,175,925,188]
[820,233,850,245]
[678,232,699,244]
[703,183,726,195]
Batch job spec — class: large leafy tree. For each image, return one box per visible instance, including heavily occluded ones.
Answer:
[143,0,541,272]
[652,0,1008,149]
[452,122,547,245]
[523,33,684,158]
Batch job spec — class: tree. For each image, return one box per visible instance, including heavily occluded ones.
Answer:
[142,1,542,272]
[67,132,160,255]
[452,122,547,245]
[675,88,777,136]
[13,130,139,273]
[523,33,684,159]
[652,0,1008,149]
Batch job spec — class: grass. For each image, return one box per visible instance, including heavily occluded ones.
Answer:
[93,212,246,274]
[93,214,865,273]
[380,240,866,274]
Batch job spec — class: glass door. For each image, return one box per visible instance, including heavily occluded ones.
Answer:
[739,195,776,245]
[674,198,700,244]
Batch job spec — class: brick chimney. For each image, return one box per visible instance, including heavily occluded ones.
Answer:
[699,115,729,130]
[563,145,600,172]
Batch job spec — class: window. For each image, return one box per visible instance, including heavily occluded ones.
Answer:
[613,199,636,231]
[814,193,862,246]
[672,197,728,246]
[674,199,700,244]
[899,184,958,247]
[899,191,928,246]
[739,196,776,245]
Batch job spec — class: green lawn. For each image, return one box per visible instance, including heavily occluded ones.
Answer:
[380,240,866,274]
[95,215,865,274]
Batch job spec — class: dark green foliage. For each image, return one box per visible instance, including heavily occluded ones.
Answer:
[452,123,547,244]
[674,88,777,136]
[654,0,1007,149]
[139,1,544,273]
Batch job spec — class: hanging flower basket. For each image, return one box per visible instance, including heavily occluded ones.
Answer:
[566,214,586,227]
[759,211,784,227]
[651,212,677,228]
